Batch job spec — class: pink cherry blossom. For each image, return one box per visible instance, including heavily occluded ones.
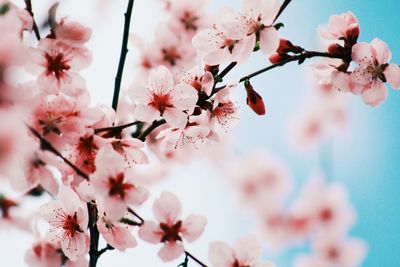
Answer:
[290,174,355,236]
[230,151,292,214]
[294,235,367,267]
[166,0,211,37]
[209,235,275,267]
[108,137,149,167]
[151,25,197,71]
[138,191,206,262]
[210,86,239,135]
[192,21,254,65]
[53,18,92,45]
[25,233,62,267]
[319,12,360,42]
[156,112,211,152]
[351,38,400,106]
[90,147,148,219]
[40,186,89,262]
[220,0,280,56]
[97,207,137,251]
[129,66,198,128]
[26,38,92,89]
[32,93,90,149]
[11,149,58,196]
[180,66,214,96]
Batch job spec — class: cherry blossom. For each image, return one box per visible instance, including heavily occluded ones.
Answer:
[192,21,255,65]
[351,38,400,106]
[156,112,211,152]
[26,38,92,89]
[129,66,198,128]
[220,0,280,56]
[40,186,89,261]
[294,235,367,267]
[25,232,62,267]
[209,235,275,267]
[90,147,148,219]
[138,191,206,262]
[97,207,137,251]
[319,12,360,43]
[32,93,90,149]
[180,66,214,96]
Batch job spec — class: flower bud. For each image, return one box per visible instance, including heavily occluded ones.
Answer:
[245,80,266,116]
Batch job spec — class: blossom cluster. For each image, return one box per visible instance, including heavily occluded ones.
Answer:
[0,0,395,266]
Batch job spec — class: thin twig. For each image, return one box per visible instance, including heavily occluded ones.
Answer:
[94,120,140,134]
[112,0,135,111]
[138,119,166,141]
[214,50,347,93]
[273,0,293,23]
[97,244,115,258]
[24,0,41,40]
[185,251,208,267]
[218,62,237,79]
[28,126,89,180]
[127,207,145,226]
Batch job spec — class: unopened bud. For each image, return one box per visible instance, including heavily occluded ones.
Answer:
[244,80,266,116]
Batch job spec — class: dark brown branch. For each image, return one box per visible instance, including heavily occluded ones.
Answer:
[138,119,166,141]
[28,126,89,180]
[112,0,135,111]
[94,120,140,134]
[24,0,41,40]
[127,207,144,226]
[273,0,293,23]
[215,51,347,93]
[97,244,114,258]
[219,62,237,79]
[185,251,208,267]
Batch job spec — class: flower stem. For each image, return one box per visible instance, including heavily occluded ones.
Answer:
[24,0,41,40]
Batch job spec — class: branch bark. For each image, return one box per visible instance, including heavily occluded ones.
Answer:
[112,0,135,111]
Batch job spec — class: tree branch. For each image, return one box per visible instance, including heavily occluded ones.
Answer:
[215,50,347,92]
[24,0,41,40]
[185,251,208,267]
[112,0,135,111]
[138,119,166,141]
[273,0,293,23]
[94,120,140,134]
[28,126,89,180]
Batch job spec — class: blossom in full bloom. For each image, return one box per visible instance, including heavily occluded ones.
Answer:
[351,38,400,106]
[26,38,92,89]
[139,191,206,262]
[209,235,275,267]
[129,66,198,128]
[40,186,89,261]
[97,207,137,251]
[90,147,148,219]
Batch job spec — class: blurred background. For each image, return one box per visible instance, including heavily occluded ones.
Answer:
[1,0,400,266]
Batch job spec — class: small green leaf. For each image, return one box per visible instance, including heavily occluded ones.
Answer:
[0,3,10,15]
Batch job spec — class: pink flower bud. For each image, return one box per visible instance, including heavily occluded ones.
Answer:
[245,81,266,116]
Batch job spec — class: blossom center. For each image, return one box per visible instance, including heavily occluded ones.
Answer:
[45,52,71,80]
[108,173,134,200]
[159,220,183,243]
[180,11,199,31]
[319,207,333,222]
[232,260,250,267]
[149,93,174,115]
[162,47,181,66]
[38,112,63,135]
[62,212,82,238]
